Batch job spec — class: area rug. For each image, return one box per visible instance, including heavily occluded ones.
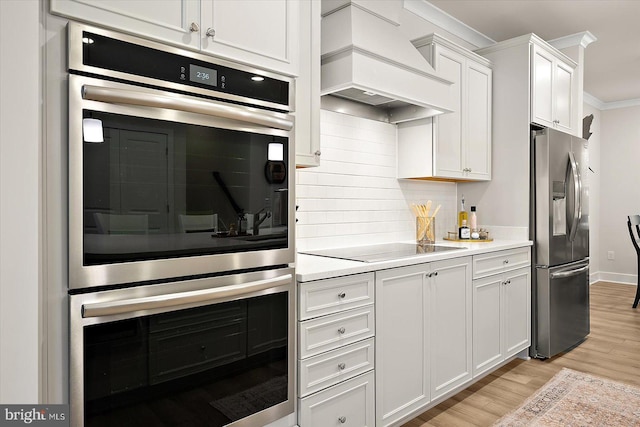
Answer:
[209,375,287,422]
[494,368,640,426]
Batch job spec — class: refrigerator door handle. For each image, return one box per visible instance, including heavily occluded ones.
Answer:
[550,264,589,279]
[567,151,582,242]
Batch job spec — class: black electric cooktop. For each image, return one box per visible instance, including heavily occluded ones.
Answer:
[300,243,464,263]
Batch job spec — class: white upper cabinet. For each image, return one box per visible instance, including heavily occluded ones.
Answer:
[531,43,576,135]
[399,34,492,181]
[294,0,321,168]
[50,0,300,76]
[51,0,201,48]
[476,34,578,137]
[200,0,298,75]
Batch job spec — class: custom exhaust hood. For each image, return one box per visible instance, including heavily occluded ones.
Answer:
[321,0,454,123]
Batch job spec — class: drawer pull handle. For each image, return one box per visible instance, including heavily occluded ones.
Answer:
[338,363,346,370]
[338,327,346,334]
[338,292,346,299]
[338,416,347,424]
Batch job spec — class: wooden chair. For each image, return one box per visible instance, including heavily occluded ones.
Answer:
[627,215,640,308]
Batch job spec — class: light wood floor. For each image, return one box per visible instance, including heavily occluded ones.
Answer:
[402,281,640,427]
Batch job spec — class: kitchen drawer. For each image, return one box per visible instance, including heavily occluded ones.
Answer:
[298,337,374,397]
[149,319,246,384]
[473,247,531,279]
[299,306,375,359]
[298,371,374,427]
[299,273,375,321]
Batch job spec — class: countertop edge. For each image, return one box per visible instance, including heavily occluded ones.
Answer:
[294,240,533,282]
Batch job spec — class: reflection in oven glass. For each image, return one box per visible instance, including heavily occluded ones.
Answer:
[83,292,288,426]
[82,110,289,266]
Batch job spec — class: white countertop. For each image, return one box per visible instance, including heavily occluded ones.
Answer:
[295,239,532,282]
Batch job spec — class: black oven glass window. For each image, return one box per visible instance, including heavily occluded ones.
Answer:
[83,292,288,426]
[82,110,289,266]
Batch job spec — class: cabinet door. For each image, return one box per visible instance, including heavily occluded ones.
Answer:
[531,45,554,128]
[472,275,503,377]
[376,264,430,427]
[50,0,200,50]
[433,47,464,179]
[430,257,472,399]
[503,267,531,358]
[201,0,299,75]
[554,61,574,134]
[295,0,321,167]
[465,62,492,181]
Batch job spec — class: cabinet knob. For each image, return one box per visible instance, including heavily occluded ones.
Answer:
[338,292,346,299]
[338,327,346,334]
[504,259,509,264]
[338,363,346,370]
[206,27,216,38]
[338,416,347,424]
[314,150,321,157]
[189,22,200,33]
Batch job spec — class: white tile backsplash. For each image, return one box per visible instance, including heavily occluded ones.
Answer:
[296,110,458,251]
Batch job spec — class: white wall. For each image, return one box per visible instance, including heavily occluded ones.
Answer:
[583,103,601,281]
[598,105,640,284]
[296,110,457,251]
[0,0,41,403]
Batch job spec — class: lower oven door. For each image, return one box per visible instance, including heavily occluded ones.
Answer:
[69,267,295,427]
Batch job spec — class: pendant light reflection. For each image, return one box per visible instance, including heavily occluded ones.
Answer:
[83,118,104,143]
[251,75,265,82]
[268,142,284,161]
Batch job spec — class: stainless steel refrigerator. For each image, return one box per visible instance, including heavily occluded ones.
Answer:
[530,126,590,359]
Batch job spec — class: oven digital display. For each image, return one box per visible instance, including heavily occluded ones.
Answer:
[190,64,218,87]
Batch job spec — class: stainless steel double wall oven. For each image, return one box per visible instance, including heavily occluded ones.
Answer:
[67,23,295,427]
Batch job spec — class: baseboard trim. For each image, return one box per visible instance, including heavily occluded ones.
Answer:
[590,271,637,286]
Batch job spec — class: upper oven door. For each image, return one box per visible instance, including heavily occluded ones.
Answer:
[69,75,295,290]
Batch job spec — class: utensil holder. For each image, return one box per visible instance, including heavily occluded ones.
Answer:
[416,217,435,245]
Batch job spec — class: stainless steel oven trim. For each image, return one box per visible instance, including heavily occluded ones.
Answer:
[81,83,294,131]
[69,267,296,427]
[67,22,295,112]
[68,74,295,289]
[82,273,292,318]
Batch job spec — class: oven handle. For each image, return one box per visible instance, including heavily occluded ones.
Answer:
[81,84,294,131]
[82,274,292,318]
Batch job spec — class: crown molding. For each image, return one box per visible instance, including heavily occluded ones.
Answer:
[549,31,598,50]
[584,92,640,111]
[403,0,495,49]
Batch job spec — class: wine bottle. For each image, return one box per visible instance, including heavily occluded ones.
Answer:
[459,219,470,239]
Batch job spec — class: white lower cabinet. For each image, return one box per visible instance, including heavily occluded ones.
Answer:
[472,249,531,377]
[298,371,375,427]
[375,257,472,427]
[298,273,375,426]
[297,247,531,426]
